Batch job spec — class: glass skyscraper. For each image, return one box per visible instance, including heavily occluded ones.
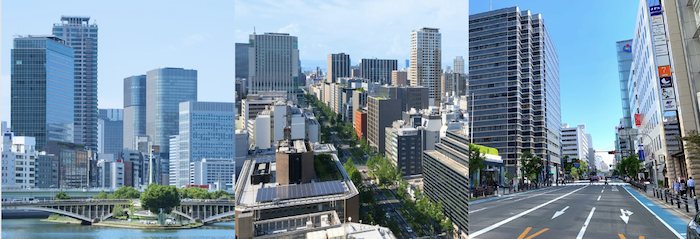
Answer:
[360,58,398,85]
[98,109,123,156]
[175,101,235,188]
[469,7,562,177]
[11,35,75,150]
[123,75,146,150]
[146,68,197,154]
[52,16,99,151]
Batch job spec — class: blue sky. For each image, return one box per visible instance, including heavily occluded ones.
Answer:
[2,0,636,151]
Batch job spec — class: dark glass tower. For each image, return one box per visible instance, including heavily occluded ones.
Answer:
[469,7,561,176]
[11,35,75,150]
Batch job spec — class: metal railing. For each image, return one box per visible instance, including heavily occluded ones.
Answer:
[651,187,697,213]
[1,198,130,205]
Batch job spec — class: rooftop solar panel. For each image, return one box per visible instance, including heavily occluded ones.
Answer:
[255,181,347,203]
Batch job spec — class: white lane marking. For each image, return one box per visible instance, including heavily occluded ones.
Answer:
[576,207,596,239]
[470,207,488,213]
[470,186,588,238]
[612,186,619,192]
[551,206,570,219]
[509,188,568,203]
[601,189,604,193]
[622,186,684,239]
[619,209,633,224]
[597,195,601,201]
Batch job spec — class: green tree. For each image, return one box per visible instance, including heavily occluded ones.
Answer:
[468,144,486,186]
[140,183,180,214]
[680,130,700,173]
[113,204,125,217]
[211,190,230,199]
[520,151,543,185]
[618,154,642,177]
[441,217,455,236]
[55,191,70,200]
[179,187,212,199]
[112,186,141,199]
[93,190,110,199]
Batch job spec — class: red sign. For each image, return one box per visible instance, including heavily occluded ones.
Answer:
[186,185,210,189]
[634,114,642,127]
[658,66,671,77]
[116,159,122,163]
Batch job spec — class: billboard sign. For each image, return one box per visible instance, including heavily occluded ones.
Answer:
[664,100,677,111]
[650,5,662,16]
[623,44,631,52]
[658,66,671,77]
[660,77,673,88]
[634,114,642,127]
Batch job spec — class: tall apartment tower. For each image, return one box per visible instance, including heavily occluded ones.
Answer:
[123,75,146,150]
[248,33,299,99]
[410,28,442,106]
[614,40,634,165]
[327,53,351,83]
[146,68,198,154]
[469,7,562,176]
[52,16,99,151]
[454,56,465,74]
[360,59,398,85]
[11,35,75,150]
[175,101,236,188]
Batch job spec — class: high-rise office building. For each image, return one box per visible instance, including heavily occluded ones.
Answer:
[441,72,468,96]
[175,101,235,188]
[561,124,589,163]
[98,109,124,156]
[615,40,634,166]
[360,59,398,84]
[385,120,423,176]
[410,27,442,106]
[248,33,299,99]
[469,7,562,176]
[123,75,146,150]
[11,35,75,150]
[146,67,197,154]
[327,53,351,83]
[236,43,249,79]
[52,16,99,151]
[454,56,465,74]
[367,95,401,153]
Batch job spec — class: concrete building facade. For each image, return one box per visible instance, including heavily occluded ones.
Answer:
[410,27,442,106]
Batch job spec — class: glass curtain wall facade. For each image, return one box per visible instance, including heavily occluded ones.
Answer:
[248,33,299,99]
[236,43,249,79]
[52,16,99,151]
[177,101,235,188]
[146,68,198,154]
[469,7,562,176]
[123,75,146,150]
[11,36,75,150]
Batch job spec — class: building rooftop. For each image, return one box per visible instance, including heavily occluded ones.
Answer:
[425,150,469,177]
[235,154,358,210]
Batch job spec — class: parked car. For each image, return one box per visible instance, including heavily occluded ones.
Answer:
[687,211,700,238]
[406,227,413,233]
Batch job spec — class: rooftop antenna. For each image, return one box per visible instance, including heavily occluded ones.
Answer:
[490,0,492,10]
[254,26,256,35]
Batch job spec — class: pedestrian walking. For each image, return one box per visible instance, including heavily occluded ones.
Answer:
[673,179,681,195]
[688,177,696,198]
[681,179,687,196]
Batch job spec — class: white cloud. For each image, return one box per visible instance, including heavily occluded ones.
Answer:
[278,23,300,35]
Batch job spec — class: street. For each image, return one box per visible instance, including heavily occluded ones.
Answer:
[469,181,683,239]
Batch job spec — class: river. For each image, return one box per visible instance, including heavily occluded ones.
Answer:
[1,219,236,238]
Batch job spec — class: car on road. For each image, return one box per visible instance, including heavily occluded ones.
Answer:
[386,212,390,219]
[406,227,413,233]
[688,212,700,239]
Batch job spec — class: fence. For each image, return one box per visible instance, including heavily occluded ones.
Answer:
[651,187,698,213]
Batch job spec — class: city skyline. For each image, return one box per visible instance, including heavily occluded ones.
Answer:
[2,0,638,151]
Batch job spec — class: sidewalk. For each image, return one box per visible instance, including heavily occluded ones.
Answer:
[624,183,692,238]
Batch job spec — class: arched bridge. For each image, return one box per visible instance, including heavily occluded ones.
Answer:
[2,199,237,225]
[1,199,130,224]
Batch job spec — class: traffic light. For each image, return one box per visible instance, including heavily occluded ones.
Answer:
[608,151,616,155]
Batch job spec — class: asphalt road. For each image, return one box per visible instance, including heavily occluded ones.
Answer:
[469,181,683,239]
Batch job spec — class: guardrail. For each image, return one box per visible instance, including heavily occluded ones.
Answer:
[651,187,697,213]
[629,181,647,191]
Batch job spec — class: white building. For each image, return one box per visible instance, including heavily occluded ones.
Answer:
[561,124,590,164]
[454,56,464,74]
[1,122,37,189]
[410,27,442,106]
[249,103,320,150]
[169,135,179,186]
[97,159,125,189]
[190,158,236,190]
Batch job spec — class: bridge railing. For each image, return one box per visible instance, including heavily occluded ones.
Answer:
[1,199,131,205]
